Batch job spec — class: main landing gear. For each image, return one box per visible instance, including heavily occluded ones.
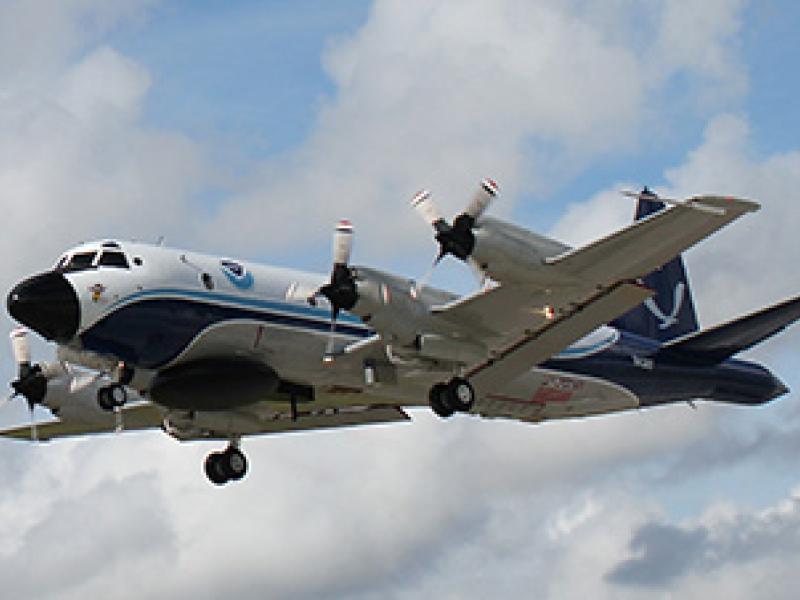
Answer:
[205,443,248,486]
[97,364,134,412]
[97,384,127,411]
[429,377,476,418]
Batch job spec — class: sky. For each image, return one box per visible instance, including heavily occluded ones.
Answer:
[1,1,800,598]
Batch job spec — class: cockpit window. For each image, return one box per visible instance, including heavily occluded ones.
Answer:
[61,252,97,273]
[98,251,129,269]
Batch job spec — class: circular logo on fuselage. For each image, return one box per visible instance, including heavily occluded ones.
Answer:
[220,260,254,290]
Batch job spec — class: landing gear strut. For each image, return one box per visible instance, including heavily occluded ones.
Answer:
[429,377,475,418]
[205,443,248,486]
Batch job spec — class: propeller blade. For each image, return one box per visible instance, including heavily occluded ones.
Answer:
[333,219,354,266]
[464,178,499,220]
[29,402,38,442]
[10,327,31,367]
[0,393,14,409]
[467,257,488,289]
[411,190,444,227]
[317,220,360,363]
[323,316,337,364]
[412,259,440,296]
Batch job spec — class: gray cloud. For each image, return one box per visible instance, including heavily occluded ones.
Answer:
[607,521,710,586]
[0,470,176,599]
[608,491,800,589]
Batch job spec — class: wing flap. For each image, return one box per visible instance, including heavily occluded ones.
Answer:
[176,404,411,441]
[0,403,164,442]
[467,282,652,396]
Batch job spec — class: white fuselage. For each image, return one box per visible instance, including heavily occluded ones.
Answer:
[52,240,639,421]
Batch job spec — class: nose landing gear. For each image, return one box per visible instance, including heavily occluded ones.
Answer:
[205,443,248,486]
[429,377,476,418]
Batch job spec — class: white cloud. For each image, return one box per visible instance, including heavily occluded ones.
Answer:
[203,0,750,271]
[0,47,208,288]
[548,112,800,332]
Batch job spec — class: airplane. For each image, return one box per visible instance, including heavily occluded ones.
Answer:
[2,183,798,485]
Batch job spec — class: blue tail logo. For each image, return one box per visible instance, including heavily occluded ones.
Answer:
[645,282,686,330]
[611,189,699,342]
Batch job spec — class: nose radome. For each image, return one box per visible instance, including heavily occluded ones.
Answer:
[7,272,80,342]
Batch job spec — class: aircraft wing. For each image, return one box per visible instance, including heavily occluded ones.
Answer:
[432,196,758,394]
[0,403,165,441]
[0,401,410,442]
[465,282,652,396]
[543,195,759,285]
[196,405,411,440]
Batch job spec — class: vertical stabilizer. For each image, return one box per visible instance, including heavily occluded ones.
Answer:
[612,189,700,342]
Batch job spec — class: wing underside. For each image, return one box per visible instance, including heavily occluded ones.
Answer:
[0,400,411,442]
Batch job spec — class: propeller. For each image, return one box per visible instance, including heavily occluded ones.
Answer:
[8,328,46,441]
[309,220,358,362]
[411,179,498,290]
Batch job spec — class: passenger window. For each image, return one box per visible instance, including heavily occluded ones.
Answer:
[98,252,130,269]
[63,252,97,272]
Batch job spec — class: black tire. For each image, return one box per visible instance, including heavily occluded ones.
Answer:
[222,447,248,481]
[97,384,128,411]
[429,383,455,418]
[204,452,229,486]
[97,387,114,411]
[109,384,128,407]
[446,377,475,412]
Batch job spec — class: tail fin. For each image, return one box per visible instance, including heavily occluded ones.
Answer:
[661,295,800,365]
[611,189,700,342]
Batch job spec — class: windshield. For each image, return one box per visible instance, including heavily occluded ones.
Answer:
[98,251,129,269]
[60,252,97,273]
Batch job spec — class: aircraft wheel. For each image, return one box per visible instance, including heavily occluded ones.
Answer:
[221,447,248,481]
[97,384,127,411]
[204,452,229,486]
[446,377,475,412]
[429,383,455,418]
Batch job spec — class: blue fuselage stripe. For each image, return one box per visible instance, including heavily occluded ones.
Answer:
[81,292,371,369]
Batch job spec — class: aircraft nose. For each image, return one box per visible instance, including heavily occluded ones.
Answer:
[771,376,790,400]
[7,271,80,342]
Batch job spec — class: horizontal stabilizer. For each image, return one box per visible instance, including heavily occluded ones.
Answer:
[662,295,800,365]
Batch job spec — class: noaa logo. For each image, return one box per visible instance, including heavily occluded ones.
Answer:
[645,282,685,330]
[220,260,254,290]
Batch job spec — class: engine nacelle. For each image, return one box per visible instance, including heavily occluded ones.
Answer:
[470,217,572,285]
[349,266,431,346]
[42,368,123,425]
